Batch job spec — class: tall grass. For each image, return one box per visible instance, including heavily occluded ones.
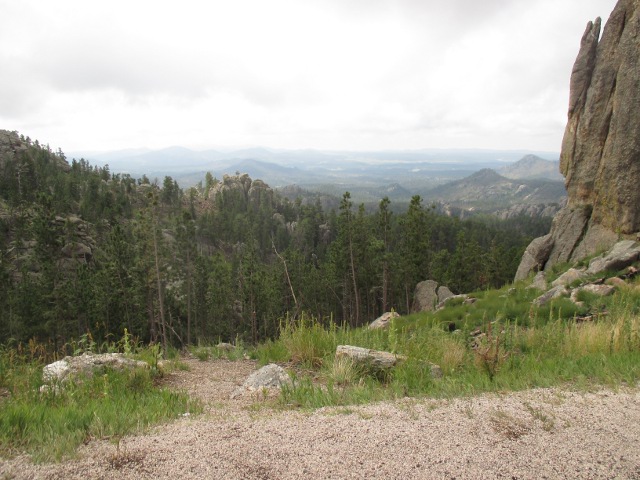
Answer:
[0,345,202,462]
[262,280,640,408]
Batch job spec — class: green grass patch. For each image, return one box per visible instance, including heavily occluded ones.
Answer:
[0,348,202,462]
[262,279,640,409]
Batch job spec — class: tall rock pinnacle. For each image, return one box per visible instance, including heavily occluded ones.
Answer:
[515,0,640,280]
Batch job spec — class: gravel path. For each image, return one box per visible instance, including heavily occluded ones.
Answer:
[2,358,639,479]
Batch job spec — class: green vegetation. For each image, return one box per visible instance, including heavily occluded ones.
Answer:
[0,135,549,349]
[0,344,201,462]
[2,133,638,462]
[258,280,640,409]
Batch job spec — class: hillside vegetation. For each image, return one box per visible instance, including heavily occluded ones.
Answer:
[1,131,638,464]
[0,131,549,350]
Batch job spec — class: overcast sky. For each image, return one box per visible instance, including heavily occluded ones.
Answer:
[0,0,618,154]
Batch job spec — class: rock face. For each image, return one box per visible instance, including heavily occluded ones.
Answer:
[516,0,640,279]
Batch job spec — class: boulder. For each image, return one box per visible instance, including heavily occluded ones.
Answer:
[514,234,554,281]
[516,1,640,279]
[570,284,615,303]
[61,242,92,261]
[436,286,454,304]
[368,311,400,330]
[42,353,148,385]
[411,280,439,313]
[334,345,443,378]
[231,364,291,399]
[605,276,627,288]
[534,285,569,307]
[551,268,587,287]
[436,294,469,310]
[529,271,548,291]
[335,345,405,370]
[587,240,640,274]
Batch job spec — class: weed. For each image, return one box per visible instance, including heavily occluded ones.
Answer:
[326,356,362,386]
[107,437,145,470]
[280,315,339,368]
[489,409,531,440]
[473,321,510,381]
[523,402,555,432]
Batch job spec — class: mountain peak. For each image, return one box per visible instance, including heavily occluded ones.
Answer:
[499,155,562,181]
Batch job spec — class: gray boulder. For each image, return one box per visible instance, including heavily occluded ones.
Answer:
[369,311,400,330]
[436,294,469,310]
[529,271,548,291]
[42,353,148,385]
[231,364,291,399]
[587,240,640,274]
[411,280,439,313]
[534,285,569,307]
[514,234,554,281]
[570,284,615,304]
[551,268,588,287]
[437,286,454,304]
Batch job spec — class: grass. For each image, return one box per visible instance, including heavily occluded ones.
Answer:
[260,276,640,409]
[188,339,249,362]
[2,267,639,460]
[0,344,202,463]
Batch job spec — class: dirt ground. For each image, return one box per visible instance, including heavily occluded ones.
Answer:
[1,357,639,479]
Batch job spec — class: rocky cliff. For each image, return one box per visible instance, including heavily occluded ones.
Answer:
[515,0,640,280]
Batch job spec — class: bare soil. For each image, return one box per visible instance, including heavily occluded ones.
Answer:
[2,357,639,479]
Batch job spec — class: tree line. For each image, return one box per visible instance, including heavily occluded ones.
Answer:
[0,137,550,349]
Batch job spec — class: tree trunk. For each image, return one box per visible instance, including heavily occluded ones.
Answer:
[186,249,192,346]
[382,261,389,313]
[152,219,168,357]
[348,235,360,326]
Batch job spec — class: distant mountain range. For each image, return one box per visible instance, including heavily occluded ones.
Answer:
[72,146,565,215]
[424,168,566,209]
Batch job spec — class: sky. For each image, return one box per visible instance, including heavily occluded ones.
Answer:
[0,0,619,154]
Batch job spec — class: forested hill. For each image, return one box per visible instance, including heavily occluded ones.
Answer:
[0,130,551,349]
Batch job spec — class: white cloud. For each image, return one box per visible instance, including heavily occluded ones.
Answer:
[0,0,619,153]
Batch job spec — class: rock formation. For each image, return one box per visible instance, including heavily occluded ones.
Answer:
[516,0,640,280]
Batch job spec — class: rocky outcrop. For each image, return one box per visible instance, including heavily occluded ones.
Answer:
[0,130,28,169]
[7,214,96,281]
[496,203,563,221]
[516,0,640,279]
[0,129,70,172]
